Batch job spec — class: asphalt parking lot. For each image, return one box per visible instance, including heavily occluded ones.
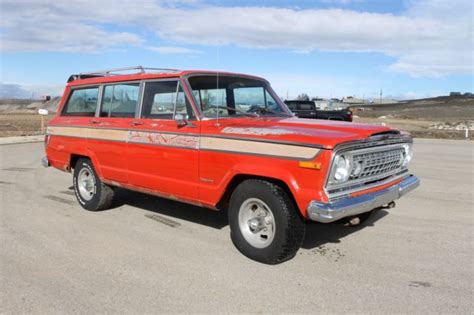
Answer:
[0,139,472,313]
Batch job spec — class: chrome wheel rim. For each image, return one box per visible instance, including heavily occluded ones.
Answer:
[238,198,275,249]
[77,168,95,201]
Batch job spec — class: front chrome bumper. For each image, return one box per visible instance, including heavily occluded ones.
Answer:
[307,175,420,223]
[41,156,50,167]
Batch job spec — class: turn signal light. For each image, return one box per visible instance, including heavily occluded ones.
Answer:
[299,161,321,170]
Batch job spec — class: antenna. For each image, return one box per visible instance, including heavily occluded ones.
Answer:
[215,46,220,127]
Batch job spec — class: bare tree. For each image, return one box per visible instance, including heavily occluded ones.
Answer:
[297,93,310,101]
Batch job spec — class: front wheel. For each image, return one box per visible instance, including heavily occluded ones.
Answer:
[73,158,114,211]
[228,179,306,264]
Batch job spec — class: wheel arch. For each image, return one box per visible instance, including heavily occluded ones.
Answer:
[217,174,301,216]
[68,152,103,179]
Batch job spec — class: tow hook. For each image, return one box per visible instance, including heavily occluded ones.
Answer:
[345,216,361,226]
[344,201,397,226]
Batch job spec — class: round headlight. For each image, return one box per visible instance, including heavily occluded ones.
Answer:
[402,143,413,167]
[333,155,351,182]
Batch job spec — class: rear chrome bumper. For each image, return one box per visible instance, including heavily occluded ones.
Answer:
[307,175,420,223]
[41,156,50,167]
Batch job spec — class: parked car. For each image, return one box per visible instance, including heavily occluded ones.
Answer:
[43,66,419,264]
[284,100,353,121]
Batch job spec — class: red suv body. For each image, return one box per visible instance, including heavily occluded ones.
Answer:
[43,67,419,264]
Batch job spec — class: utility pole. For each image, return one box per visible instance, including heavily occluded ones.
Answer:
[380,89,383,104]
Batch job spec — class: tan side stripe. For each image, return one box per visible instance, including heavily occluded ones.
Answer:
[47,126,128,142]
[47,126,89,138]
[200,137,319,159]
[47,126,320,159]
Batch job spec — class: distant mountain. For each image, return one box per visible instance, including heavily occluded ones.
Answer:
[0,83,32,99]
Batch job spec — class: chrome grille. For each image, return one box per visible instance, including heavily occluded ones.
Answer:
[350,147,404,180]
[326,143,409,193]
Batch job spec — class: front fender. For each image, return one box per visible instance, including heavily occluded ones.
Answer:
[218,161,321,217]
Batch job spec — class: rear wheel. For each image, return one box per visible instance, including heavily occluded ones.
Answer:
[73,158,114,211]
[228,179,305,264]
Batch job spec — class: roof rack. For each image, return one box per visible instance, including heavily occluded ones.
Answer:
[67,66,181,82]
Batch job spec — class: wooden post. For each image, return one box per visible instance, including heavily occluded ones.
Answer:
[38,109,48,134]
[41,115,45,134]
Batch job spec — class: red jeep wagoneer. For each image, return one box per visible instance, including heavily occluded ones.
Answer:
[43,66,419,264]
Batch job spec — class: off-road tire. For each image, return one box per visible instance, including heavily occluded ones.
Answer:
[228,179,306,264]
[73,158,114,211]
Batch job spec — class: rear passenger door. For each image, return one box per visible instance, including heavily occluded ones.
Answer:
[127,79,200,200]
[88,82,140,183]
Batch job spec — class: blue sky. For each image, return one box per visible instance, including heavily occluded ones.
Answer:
[0,0,472,99]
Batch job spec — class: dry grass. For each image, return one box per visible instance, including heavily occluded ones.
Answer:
[354,117,473,140]
[0,114,54,137]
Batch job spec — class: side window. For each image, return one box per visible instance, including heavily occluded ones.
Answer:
[100,83,139,118]
[142,81,177,119]
[141,81,195,119]
[265,90,279,110]
[62,87,99,116]
[199,89,228,117]
[192,90,202,108]
[234,87,265,112]
[176,85,195,119]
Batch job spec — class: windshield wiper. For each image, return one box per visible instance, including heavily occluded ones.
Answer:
[247,105,289,117]
[205,105,259,117]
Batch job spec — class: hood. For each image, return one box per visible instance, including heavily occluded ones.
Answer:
[213,117,398,149]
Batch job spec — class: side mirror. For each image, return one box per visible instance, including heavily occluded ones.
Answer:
[174,113,190,127]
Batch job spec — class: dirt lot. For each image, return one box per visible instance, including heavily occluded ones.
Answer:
[0,114,54,137]
[353,117,474,140]
[352,96,474,140]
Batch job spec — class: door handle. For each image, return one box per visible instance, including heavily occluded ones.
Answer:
[90,119,101,124]
[130,121,144,126]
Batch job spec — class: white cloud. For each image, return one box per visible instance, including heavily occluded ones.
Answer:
[150,5,472,77]
[0,0,472,77]
[147,46,201,54]
[0,0,145,52]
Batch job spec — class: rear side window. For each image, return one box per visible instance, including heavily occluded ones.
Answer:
[62,87,99,116]
[100,83,140,118]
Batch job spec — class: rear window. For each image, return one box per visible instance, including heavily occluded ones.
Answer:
[62,87,99,116]
[298,103,314,110]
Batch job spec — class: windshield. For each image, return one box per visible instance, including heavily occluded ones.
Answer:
[187,75,290,118]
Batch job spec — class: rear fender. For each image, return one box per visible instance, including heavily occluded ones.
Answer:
[67,149,104,180]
